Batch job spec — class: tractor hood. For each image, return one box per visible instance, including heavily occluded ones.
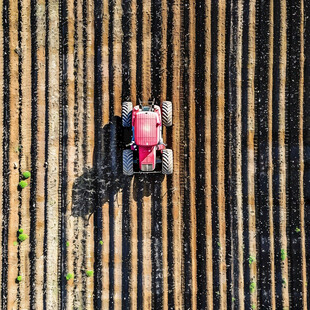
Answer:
[134,112,160,146]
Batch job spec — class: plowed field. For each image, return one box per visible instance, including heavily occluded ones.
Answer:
[1,0,310,309]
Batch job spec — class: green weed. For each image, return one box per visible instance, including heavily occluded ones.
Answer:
[19,181,28,189]
[250,282,256,294]
[248,255,256,265]
[66,273,74,281]
[18,234,28,242]
[22,171,31,179]
[86,270,94,277]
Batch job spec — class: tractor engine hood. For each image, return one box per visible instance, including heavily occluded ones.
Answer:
[134,112,160,146]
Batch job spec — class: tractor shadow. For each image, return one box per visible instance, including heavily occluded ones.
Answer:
[71,116,165,219]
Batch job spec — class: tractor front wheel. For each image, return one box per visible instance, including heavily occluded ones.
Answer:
[162,101,172,127]
[123,149,134,175]
[122,102,132,127]
[162,149,173,175]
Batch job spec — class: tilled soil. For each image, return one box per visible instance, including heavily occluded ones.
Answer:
[1,0,309,309]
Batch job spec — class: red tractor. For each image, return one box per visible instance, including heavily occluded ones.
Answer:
[122,99,173,175]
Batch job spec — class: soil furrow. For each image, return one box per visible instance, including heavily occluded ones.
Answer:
[1,0,10,308]
[217,2,227,308]
[210,1,220,308]
[182,1,192,308]
[286,1,303,307]
[112,0,123,308]
[66,0,75,307]
[236,0,245,307]
[171,1,183,309]
[241,6,250,307]
[45,1,60,309]
[227,0,236,306]
[224,0,232,306]
[278,0,290,307]
[298,3,307,308]
[129,0,137,104]
[43,0,49,307]
[35,0,46,306]
[136,0,142,101]
[84,0,95,308]
[304,1,310,308]
[142,183,152,310]
[204,1,213,308]
[130,179,138,310]
[228,0,242,307]
[246,0,257,308]
[99,0,109,308]
[271,0,284,307]
[267,0,276,308]
[195,0,207,308]
[29,0,37,307]
[122,179,131,309]
[151,178,164,309]
[93,0,103,307]
[151,0,162,101]
[137,178,143,310]
[102,0,109,126]
[107,2,115,306]
[17,1,23,306]
[7,0,20,308]
[160,1,168,308]
[58,0,69,307]
[0,0,3,306]
[188,1,197,308]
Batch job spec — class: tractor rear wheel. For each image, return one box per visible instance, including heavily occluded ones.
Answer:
[122,102,132,127]
[162,101,172,127]
[123,149,134,175]
[162,149,173,175]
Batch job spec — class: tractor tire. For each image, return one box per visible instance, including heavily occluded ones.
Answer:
[122,102,133,127]
[162,149,173,175]
[162,101,172,127]
[123,149,134,175]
